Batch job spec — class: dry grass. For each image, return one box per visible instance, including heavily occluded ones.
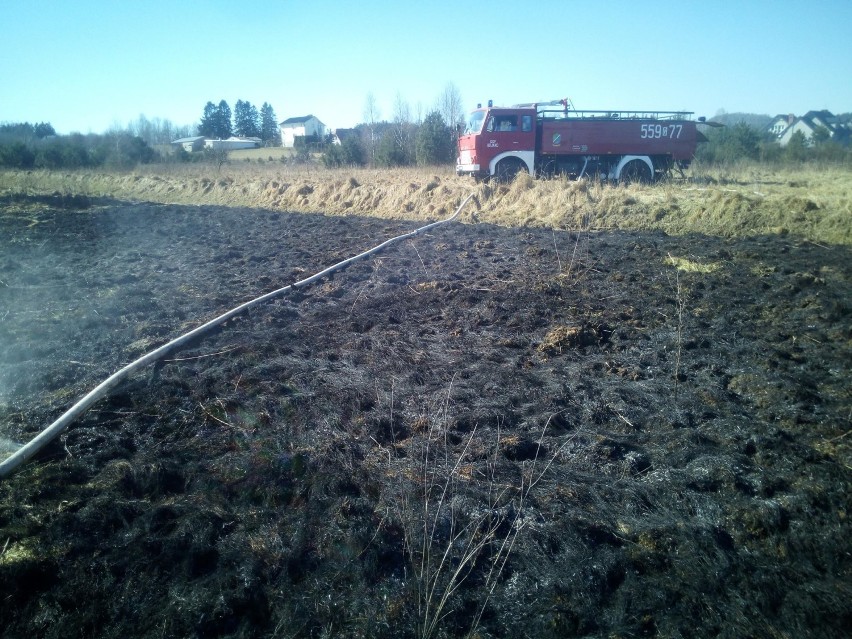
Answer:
[1,162,850,244]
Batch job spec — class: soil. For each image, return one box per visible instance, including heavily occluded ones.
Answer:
[1,195,850,638]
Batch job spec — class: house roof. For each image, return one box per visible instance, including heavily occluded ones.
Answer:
[803,110,834,122]
[280,115,322,126]
[799,110,837,132]
[332,128,358,140]
[172,136,205,144]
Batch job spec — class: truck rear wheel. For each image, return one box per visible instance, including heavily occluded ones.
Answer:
[493,158,526,183]
[619,159,653,185]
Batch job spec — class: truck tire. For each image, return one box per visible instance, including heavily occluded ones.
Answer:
[494,158,526,183]
[619,159,653,184]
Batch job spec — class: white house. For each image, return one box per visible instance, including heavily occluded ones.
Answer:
[279,115,326,148]
[774,110,848,147]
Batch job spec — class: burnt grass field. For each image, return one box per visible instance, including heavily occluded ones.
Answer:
[0,195,850,638]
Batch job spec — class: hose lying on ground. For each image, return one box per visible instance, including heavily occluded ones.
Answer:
[0,193,476,480]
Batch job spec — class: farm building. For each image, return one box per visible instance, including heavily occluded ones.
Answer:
[205,137,261,151]
[171,136,206,152]
[279,115,326,148]
[170,136,261,152]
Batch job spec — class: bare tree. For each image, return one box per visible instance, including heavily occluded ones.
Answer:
[392,92,410,126]
[437,82,465,132]
[392,92,415,164]
[363,91,381,163]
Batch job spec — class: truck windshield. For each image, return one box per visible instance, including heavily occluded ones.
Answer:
[463,111,485,135]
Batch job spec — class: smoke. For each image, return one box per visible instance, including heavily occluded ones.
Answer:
[0,436,22,456]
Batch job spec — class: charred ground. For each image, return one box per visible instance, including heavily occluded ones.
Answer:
[0,197,850,638]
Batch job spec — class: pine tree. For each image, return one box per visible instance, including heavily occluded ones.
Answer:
[248,103,260,138]
[416,111,455,165]
[198,101,218,137]
[215,100,232,139]
[234,100,261,138]
[260,102,279,145]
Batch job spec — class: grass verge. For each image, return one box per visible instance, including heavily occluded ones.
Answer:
[1,162,850,244]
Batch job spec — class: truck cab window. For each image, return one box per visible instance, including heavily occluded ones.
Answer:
[522,115,533,132]
[487,115,518,133]
[464,111,486,135]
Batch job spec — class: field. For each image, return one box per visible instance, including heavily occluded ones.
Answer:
[0,164,850,638]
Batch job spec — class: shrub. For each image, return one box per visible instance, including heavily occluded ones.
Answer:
[696,122,762,164]
[34,137,90,169]
[415,111,455,166]
[375,130,414,167]
[0,141,35,168]
[322,136,365,168]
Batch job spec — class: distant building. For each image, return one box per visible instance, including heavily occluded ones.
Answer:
[205,137,261,151]
[330,128,358,145]
[171,136,206,152]
[279,115,326,148]
[767,115,795,137]
[171,136,261,152]
[768,110,850,146]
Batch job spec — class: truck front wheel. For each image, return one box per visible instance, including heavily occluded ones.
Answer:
[619,159,653,185]
[493,158,526,183]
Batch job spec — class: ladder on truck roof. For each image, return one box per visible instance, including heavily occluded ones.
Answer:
[512,100,693,121]
[538,109,694,121]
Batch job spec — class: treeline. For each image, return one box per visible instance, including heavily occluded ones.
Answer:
[198,100,278,143]
[321,111,457,169]
[321,85,465,168]
[0,123,158,169]
[696,121,852,165]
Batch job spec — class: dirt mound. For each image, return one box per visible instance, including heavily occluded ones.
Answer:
[0,200,850,638]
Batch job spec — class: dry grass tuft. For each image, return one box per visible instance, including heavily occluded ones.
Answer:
[1,163,850,243]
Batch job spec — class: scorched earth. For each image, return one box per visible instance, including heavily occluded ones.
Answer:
[0,195,849,638]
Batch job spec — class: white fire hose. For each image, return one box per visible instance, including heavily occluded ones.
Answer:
[0,194,476,479]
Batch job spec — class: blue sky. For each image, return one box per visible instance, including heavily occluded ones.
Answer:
[2,0,851,135]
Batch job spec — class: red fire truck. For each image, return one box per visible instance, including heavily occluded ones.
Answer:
[456,99,709,183]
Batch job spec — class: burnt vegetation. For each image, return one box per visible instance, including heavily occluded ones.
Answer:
[0,198,849,637]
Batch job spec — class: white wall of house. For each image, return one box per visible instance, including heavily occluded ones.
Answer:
[280,117,326,147]
[281,125,304,148]
[778,120,817,147]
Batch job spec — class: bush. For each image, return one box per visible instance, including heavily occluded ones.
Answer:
[294,135,322,150]
[696,122,762,164]
[697,121,852,167]
[322,137,365,168]
[104,134,158,169]
[0,126,158,170]
[0,141,35,168]
[374,130,414,167]
[416,111,455,166]
[34,137,90,169]
[202,146,230,169]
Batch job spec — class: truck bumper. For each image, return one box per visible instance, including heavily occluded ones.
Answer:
[456,162,483,177]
